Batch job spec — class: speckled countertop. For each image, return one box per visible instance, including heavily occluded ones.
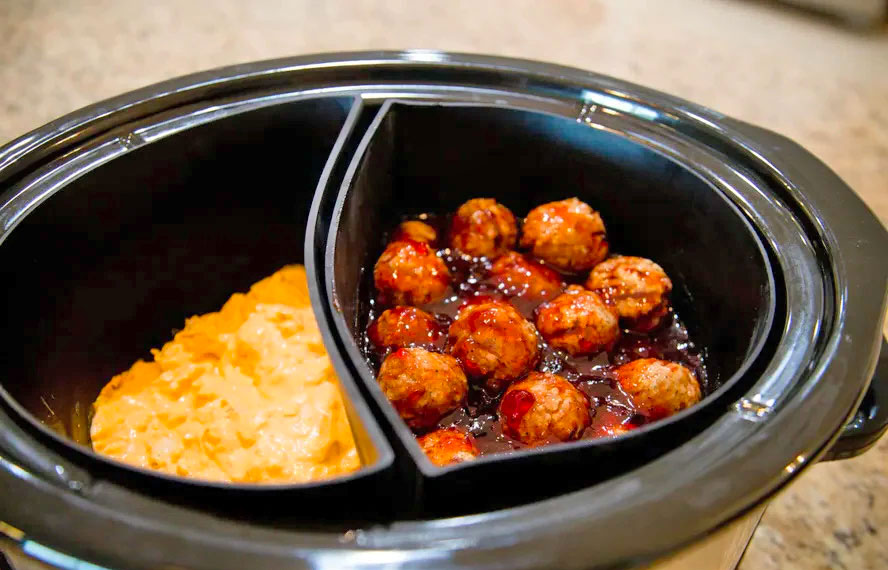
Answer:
[1,1,886,568]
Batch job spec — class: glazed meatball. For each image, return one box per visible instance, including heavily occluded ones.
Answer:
[520,198,608,272]
[377,348,468,430]
[488,251,564,300]
[392,220,438,244]
[374,239,451,306]
[535,285,619,356]
[613,358,701,420]
[368,306,441,350]
[499,372,591,445]
[587,256,672,332]
[448,300,539,393]
[449,198,518,259]
[417,428,480,466]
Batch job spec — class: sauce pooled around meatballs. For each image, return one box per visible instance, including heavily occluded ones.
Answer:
[363,197,706,465]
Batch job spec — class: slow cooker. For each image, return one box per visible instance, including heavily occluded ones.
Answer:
[0,52,885,570]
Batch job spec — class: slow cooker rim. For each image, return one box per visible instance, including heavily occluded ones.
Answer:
[0,61,782,491]
[0,79,784,501]
[0,52,884,570]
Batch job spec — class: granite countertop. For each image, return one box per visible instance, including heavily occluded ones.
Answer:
[1,1,886,568]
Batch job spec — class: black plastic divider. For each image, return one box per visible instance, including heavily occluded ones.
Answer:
[322,101,775,516]
[304,97,413,519]
[0,94,395,522]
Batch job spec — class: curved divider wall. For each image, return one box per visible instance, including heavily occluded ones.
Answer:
[320,101,774,516]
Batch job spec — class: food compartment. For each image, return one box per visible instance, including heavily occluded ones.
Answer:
[324,101,774,514]
[0,95,395,510]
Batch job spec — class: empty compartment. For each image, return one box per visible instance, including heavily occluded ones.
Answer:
[324,101,774,515]
[0,95,395,511]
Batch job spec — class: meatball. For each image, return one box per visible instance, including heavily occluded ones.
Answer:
[448,300,540,393]
[374,239,451,306]
[587,256,672,332]
[488,251,564,300]
[520,197,608,272]
[499,372,591,445]
[535,285,619,356]
[368,306,441,350]
[613,358,701,420]
[377,348,468,430]
[449,198,518,259]
[392,220,437,244]
[417,428,480,466]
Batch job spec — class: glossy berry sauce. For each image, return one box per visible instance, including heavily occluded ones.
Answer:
[361,214,707,456]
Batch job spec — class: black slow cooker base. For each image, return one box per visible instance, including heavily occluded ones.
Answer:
[0,53,884,570]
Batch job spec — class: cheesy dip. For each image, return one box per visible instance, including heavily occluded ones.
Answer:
[90,265,360,484]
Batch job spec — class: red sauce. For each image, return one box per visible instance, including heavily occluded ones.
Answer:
[400,238,431,256]
[361,213,708,456]
[499,389,535,436]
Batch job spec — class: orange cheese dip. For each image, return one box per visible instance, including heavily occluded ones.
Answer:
[90,266,360,484]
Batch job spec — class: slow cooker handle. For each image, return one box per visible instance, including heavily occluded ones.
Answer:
[822,337,888,461]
